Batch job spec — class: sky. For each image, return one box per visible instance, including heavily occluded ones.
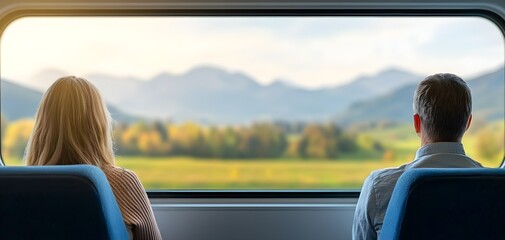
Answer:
[1,16,504,89]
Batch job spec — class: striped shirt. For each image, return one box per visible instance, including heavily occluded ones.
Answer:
[102,165,162,240]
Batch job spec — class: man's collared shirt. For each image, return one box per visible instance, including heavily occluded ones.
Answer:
[352,142,483,240]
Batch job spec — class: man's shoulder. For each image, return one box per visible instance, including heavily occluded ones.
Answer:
[355,164,410,236]
[368,164,409,190]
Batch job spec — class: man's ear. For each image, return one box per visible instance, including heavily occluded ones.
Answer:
[466,114,472,131]
[413,114,421,134]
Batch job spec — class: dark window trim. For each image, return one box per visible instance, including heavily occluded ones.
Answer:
[147,190,361,198]
[1,9,505,41]
[0,7,504,198]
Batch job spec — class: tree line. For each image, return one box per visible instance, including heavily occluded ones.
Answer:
[3,116,501,161]
[1,116,384,159]
[113,121,381,158]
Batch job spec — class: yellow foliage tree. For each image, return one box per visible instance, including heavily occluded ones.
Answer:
[3,119,34,158]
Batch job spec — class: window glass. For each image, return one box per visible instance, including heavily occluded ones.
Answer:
[1,17,503,189]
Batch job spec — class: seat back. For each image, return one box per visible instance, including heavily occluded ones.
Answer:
[0,165,128,240]
[380,168,505,240]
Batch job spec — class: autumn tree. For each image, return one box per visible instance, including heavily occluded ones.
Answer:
[296,123,359,159]
[3,119,34,158]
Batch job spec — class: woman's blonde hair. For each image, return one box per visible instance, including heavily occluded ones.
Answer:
[25,76,115,167]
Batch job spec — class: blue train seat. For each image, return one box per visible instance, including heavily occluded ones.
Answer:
[0,165,128,240]
[380,168,505,240]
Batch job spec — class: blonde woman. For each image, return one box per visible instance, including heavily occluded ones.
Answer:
[25,76,162,240]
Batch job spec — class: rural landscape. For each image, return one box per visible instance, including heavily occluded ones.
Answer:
[1,66,503,189]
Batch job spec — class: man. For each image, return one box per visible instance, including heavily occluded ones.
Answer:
[352,73,483,240]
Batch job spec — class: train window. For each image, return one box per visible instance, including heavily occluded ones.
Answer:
[1,16,503,189]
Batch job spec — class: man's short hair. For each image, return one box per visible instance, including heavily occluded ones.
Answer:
[413,73,472,142]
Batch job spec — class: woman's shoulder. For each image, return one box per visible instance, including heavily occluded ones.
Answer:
[102,165,135,176]
[102,165,143,190]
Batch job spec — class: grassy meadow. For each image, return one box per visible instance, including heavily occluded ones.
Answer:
[4,156,416,189]
[5,154,501,190]
[115,157,402,189]
[6,157,500,189]
[4,122,502,190]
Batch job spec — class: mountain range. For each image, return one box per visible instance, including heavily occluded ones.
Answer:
[0,80,138,123]
[30,66,423,123]
[336,68,505,125]
[1,65,503,125]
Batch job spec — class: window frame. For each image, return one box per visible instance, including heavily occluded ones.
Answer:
[0,7,504,198]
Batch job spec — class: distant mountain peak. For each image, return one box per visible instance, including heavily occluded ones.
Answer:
[32,68,68,77]
[354,67,417,81]
[186,65,229,77]
[150,72,175,82]
[268,78,301,89]
[28,68,69,90]
[177,65,261,89]
[468,66,505,81]
[85,73,142,82]
[331,67,421,99]
[377,67,414,76]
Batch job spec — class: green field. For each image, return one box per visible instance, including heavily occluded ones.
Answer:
[3,156,405,189]
[5,154,501,190]
[117,157,402,189]
[112,153,503,189]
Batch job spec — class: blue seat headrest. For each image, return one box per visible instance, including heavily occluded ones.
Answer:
[380,168,505,240]
[0,165,129,240]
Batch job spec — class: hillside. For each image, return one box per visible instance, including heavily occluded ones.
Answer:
[1,80,42,121]
[336,68,505,125]
[468,69,505,120]
[0,79,138,122]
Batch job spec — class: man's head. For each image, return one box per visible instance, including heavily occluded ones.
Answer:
[413,73,472,144]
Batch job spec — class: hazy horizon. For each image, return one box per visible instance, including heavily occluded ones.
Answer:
[2,63,504,92]
[2,62,502,125]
